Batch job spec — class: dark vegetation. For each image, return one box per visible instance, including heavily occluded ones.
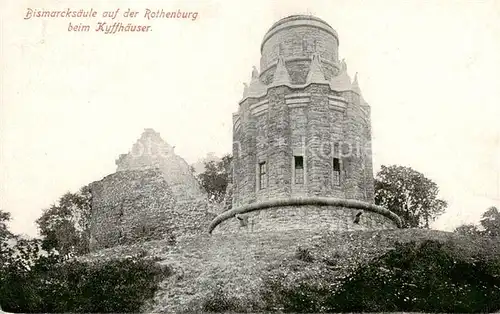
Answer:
[0,207,170,313]
[196,154,232,203]
[374,165,447,228]
[199,238,500,313]
[328,240,500,312]
[0,253,168,313]
[455,206,500,237]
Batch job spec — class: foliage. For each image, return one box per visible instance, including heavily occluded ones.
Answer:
[480,206,500,237]
[197,154,232,203]
[262,273,329,313]
[199,282,247,313]
[454,206,499,238]
[260,239,500,313]
[0,252,167,313]
[374,165,447,228]
[1,208,167,313]
[295,246,314,263]
[454,223,482,236]
[328,240,500,312]
[36,186,92,257]
[0,210,13,241]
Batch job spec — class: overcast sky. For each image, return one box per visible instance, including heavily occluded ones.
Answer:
[1,0,499,236]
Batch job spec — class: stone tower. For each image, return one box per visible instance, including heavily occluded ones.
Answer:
[210,15,400,233]
[233,15,373,206]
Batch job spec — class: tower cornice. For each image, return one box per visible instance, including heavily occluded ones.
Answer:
[261,15,339,53]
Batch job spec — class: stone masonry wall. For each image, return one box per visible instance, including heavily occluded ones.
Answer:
[212,205,396,234]
[305,84,334,197]
[116,129,205,203]
[232,83,374,206]
[89,168,176,250]
[260,21,339,72]
[261,59,338,86]
[89,168,215,251]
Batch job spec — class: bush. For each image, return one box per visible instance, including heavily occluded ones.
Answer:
[0,255,169,313]
[260,240,500,313]
[197,282,248,313]
[295,246,314,262]
[328,240,500,312]
[262,274,329,313]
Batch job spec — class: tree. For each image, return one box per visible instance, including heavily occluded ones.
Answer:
[0,209,15,274]
[454,223,481,236]
[0,209,13,242]
[36,186,92,257]
[480,206,500,237]
[0,209,14,273]
[197,154,232,203]
[374,165,447,228]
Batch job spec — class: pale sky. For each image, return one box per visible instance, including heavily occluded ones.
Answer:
[1,0,499,236]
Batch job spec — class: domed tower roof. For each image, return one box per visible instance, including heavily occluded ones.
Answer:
[259,15,340,82]
[261,15,339,51]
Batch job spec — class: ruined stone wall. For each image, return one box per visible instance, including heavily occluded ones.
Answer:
[89,168,175,250]
[211,205,396,234]
[89,168,215,251]
[116,129,206,203]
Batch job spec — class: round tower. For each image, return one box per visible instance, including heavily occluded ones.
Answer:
[211,15,400,234]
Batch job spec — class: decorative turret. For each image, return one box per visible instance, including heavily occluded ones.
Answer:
[270,56,291,87]
[246,66,267,98]
[351,72,370,109]
[351,72,362,95]
[242,83,249,98]
[306,53,329,84]
[330,59,353,92]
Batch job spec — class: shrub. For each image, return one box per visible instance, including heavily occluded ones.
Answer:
[262,275,329,313]
[0,255,169,313]
[327,240,500,312]
[295,246,314,262]
[199,283,247,313]
[260,240,500,313]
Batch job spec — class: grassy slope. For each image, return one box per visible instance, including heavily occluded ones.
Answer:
[83,228,499,313]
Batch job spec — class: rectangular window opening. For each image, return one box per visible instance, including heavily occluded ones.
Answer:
[294,156,304,184]
[258,161,267,190]
[333,157,341,186]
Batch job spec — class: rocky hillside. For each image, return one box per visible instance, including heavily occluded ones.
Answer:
[82,228,500,313]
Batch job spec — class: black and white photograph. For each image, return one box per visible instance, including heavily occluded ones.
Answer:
[1,0,499,312]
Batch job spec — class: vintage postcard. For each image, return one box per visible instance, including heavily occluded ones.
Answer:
[1,0,499,312]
